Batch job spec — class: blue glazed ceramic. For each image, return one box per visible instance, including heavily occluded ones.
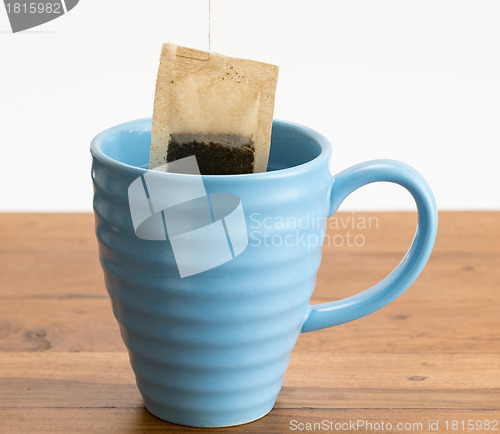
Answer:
[90,119,438,427]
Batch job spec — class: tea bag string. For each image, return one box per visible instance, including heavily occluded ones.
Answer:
[176,0,211,61]
[208,0,211,54]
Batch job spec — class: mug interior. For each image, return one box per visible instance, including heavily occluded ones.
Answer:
[94,119,329,173]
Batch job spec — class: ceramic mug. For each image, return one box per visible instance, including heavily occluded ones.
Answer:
[90,118,437,427]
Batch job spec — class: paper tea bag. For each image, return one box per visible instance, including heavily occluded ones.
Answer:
[150,43,279,174]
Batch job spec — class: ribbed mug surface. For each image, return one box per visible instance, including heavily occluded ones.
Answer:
[91,119,332,427]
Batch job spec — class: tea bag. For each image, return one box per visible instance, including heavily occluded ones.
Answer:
[150,43,279,174]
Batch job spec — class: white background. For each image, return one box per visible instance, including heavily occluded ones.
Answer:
[1,0,499,211]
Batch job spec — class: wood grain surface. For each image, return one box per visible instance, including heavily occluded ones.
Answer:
[0,212,499,433]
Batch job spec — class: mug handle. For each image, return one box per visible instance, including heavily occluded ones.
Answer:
[301,159,438,333]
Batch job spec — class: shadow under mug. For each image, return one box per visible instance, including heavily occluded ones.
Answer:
[90,118,438,428]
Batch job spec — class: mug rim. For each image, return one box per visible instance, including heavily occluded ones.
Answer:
[90,118,332,179]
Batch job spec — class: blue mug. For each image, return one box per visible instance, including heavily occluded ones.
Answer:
[91,118,437,427]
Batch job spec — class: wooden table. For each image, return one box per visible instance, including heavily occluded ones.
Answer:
[0,212,499,433]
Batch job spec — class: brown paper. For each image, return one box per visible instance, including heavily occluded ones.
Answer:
[150,43,279,174]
